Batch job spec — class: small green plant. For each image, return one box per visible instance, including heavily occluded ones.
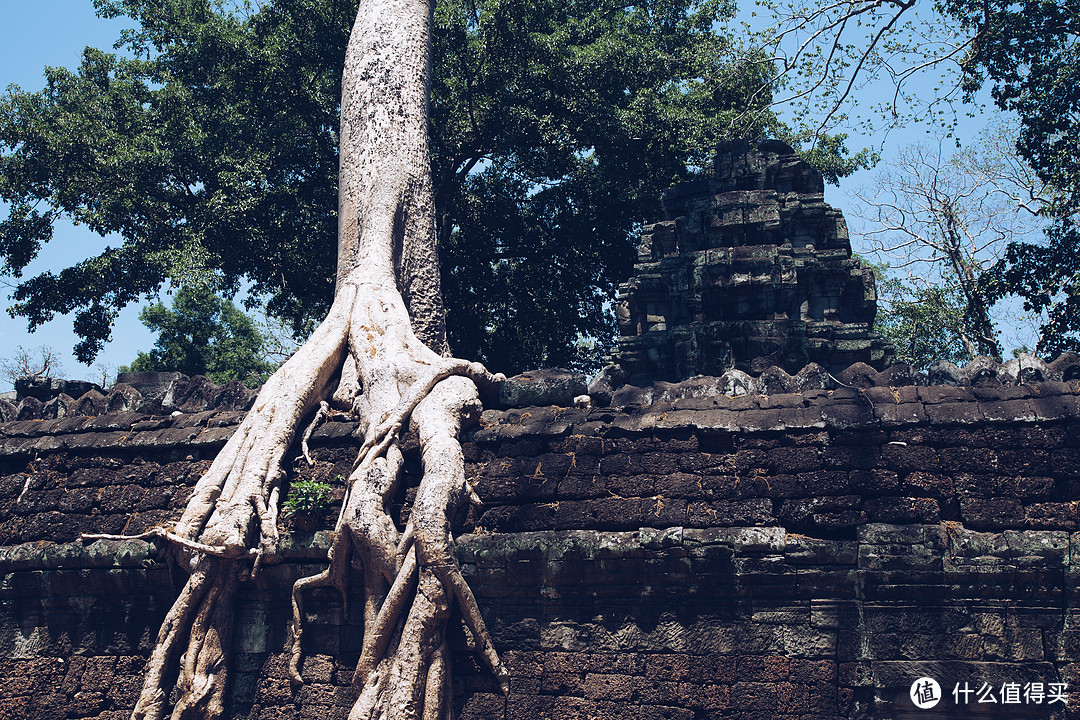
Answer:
[282,479,333,518]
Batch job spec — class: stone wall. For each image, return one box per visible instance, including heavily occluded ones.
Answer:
[2,368,1080,719]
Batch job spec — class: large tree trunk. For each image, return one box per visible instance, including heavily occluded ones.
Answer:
[86,1,509,718]
[336,0,448,355]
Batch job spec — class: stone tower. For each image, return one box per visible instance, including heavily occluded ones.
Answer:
[611,139,893,384]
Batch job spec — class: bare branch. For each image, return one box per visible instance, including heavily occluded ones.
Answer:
[853,127,1050,357]
[0,345,65,385]
[721,0,982,144]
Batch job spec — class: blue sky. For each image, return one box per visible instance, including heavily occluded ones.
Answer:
[0,2,155,388]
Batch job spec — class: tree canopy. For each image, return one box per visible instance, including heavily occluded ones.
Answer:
[0,0,799,374]
[943,0,1080,356]
[125,285,273,386]
[742,0,1080,357]
[871,268,969,370]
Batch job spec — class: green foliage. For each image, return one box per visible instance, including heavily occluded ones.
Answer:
[0,0,351,362]
[0,0,848,375]
[941,0,1080,355]
[282,478,333,517]
[431,0,793,373]
[780,131,877,187]
[0,0,869,374]
[874,273,970,370]
[128,285,274,386]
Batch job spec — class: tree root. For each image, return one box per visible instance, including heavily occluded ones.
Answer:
[81,528,257,560]
[172,560,238,720]
[355,544,419,682]
[81,289,353,719]
[288,529,351,684]
[83,286,509,720]
[126,557,240,720]
[300,401,332,466]
[129,564,210,720]
[289,369,511,720]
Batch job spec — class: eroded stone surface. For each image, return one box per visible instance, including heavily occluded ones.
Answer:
[611,140,894,383]
[1,374,1078,719]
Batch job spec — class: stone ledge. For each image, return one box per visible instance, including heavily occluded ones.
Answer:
[471,380,1080,442]
[0,373,1075,459]
[10,523,1076,576]
[0,531,335,572]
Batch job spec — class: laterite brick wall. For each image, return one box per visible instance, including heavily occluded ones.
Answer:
[1,373,1079,719]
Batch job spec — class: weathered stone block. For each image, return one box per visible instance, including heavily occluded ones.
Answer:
[498,369,588,408]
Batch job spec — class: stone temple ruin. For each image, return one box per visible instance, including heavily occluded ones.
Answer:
[2,142,1080,720]
[612,139,893,383]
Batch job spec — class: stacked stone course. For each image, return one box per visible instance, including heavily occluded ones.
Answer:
[1,371,257,423]
[611,140,893,382]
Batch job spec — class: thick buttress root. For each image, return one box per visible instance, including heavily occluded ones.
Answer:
[85,290,353,720]
[84,281,508,720]
[289,359,511,720]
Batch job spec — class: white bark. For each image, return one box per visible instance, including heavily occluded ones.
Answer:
[336,0,447,355]
[86,0,510,717]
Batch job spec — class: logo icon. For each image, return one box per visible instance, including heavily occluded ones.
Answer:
[911,677,942,709]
